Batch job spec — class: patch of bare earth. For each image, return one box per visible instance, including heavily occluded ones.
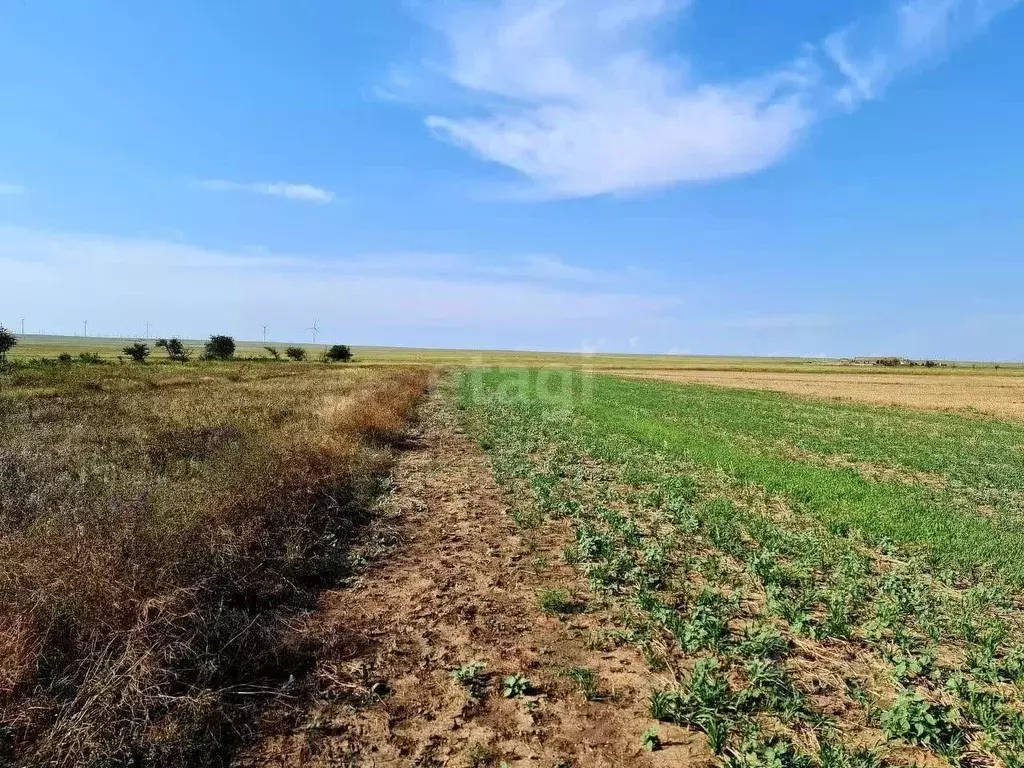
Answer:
[235,392,707,767]
[617,370,1024,421]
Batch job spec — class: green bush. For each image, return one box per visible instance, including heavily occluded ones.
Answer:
[324,344,353,363]
[0,326,16,364]
[205,335,236,360]
[285,347,307,361]
[155,338,190,362]
[123,343,150,363]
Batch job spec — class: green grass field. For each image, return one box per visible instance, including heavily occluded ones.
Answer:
[456,369,1024,766]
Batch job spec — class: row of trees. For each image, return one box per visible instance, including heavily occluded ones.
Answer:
[0,327,353,366]
[121,336,353,364]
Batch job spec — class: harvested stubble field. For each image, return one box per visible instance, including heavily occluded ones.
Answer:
[618,369,1024,423]
[6,356,1024,768]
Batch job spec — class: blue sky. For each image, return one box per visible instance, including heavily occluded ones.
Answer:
[2,0,1023,358]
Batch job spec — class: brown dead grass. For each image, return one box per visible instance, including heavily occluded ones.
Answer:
[619,369,1024,421]
[0,362,429,766]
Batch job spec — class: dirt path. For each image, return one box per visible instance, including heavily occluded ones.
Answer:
[235,390,703,767]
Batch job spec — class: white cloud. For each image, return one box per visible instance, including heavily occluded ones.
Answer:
[412,0,1020,198]
[0,225,676,346]
[825,0,1021,109]
[0,183,26,196]
[422,0,813,198]
[196,179,336,204]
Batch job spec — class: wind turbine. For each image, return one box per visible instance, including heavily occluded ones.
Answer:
[307,319,319,345]
[20,316,25,335]
[145,320,152,339]
[83,320,88,338]
[262,324,269,343]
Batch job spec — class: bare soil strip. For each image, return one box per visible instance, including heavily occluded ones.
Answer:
[617,369,1024,421]
[235,391,703,767]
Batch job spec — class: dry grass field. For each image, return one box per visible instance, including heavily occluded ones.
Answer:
[0,359,428,765]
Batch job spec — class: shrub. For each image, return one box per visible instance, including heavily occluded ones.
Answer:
[324,344,353,363]
[57,353,73,364]
[122,343,150,363]
[78,352,102,364]
[205,335,236,360]
[0,326,16,364]
[285,346,307,361]
[155,338,190,362]
[264,346,281,360]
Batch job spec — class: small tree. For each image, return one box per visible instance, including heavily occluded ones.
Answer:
[324,344,353,363]
[123,342,150,363]
[205,335,236,360]
[285,346,306,361]
[264,346,281,360]
[155,337,190,362]
[0,326,16,364]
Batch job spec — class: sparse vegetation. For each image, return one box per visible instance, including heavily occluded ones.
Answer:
[539,588,583,615]
[564,667,600,700]
[264,345,281,359]
[641,726,661,752]
[450,661,488,697]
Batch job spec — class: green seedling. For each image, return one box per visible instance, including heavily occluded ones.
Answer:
[641,726,661,752]
[502,674,532,698]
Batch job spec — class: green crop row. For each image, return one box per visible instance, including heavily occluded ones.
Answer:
[453,369,1024,766]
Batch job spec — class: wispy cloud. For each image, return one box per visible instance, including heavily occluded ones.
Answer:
[409,0,1020,199]
[420,0,813,199]
[0,182,26,196]
[825,0,1020,109]
[196,179,336,204]
[339,252,610,284]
